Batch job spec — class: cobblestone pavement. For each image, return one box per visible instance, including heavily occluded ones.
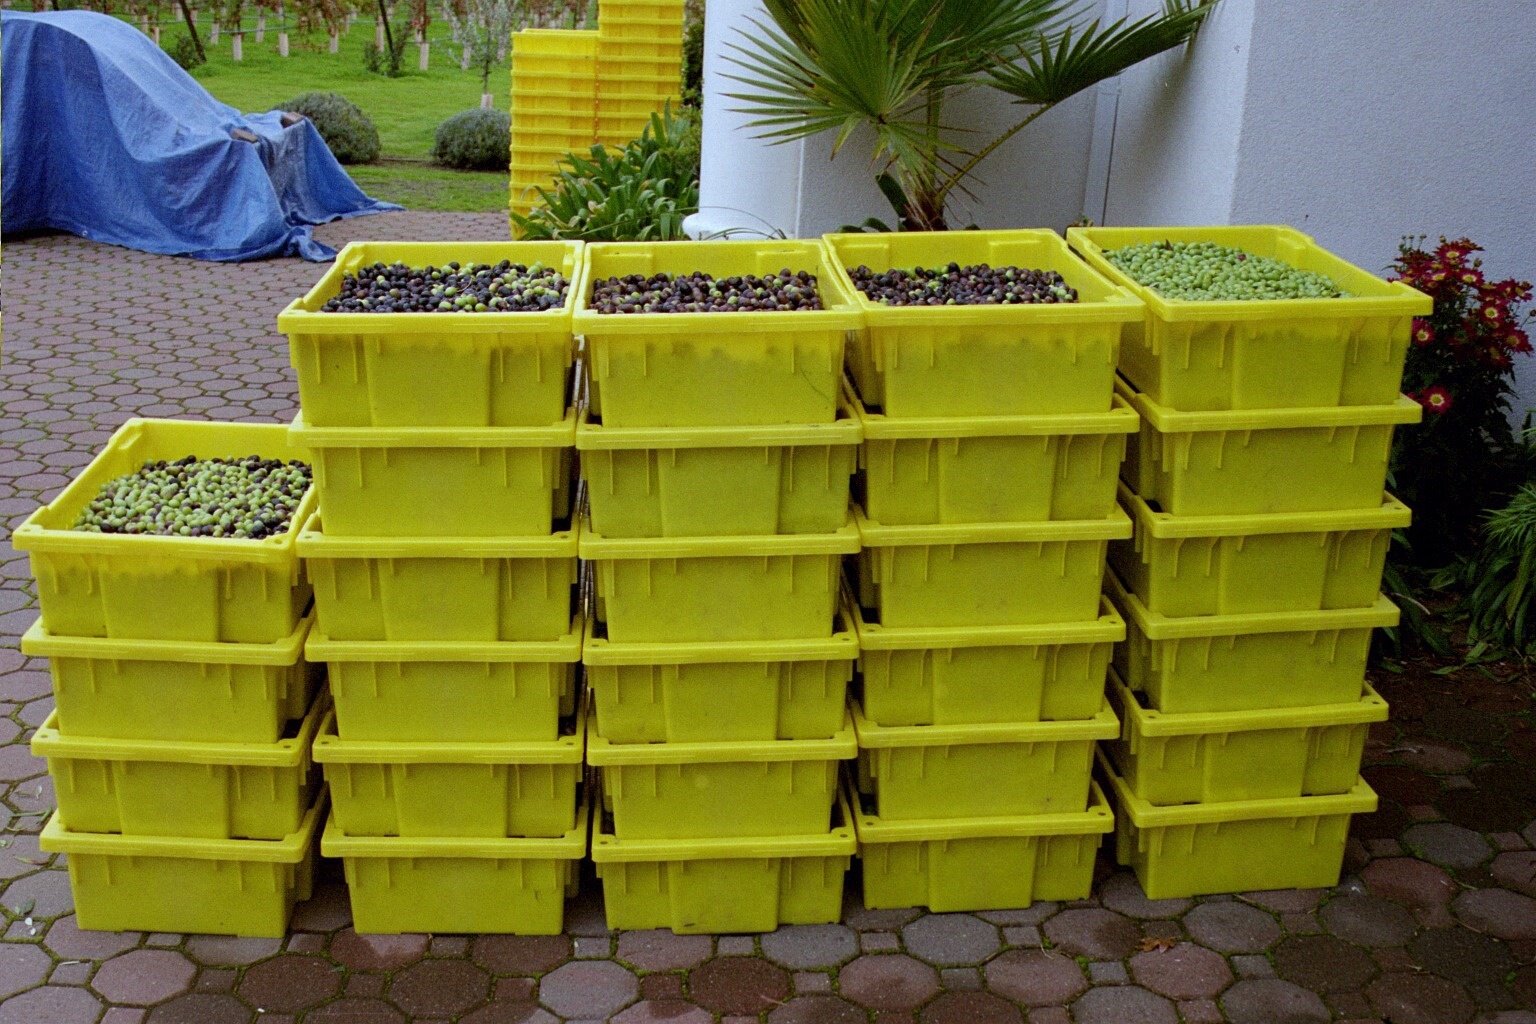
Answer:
[2,213,1535,1024]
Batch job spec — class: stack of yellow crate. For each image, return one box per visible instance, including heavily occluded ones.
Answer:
[594,0,685,147]
[509,28,599,217]
[576,239,865,934]
[1068,225,1429,899]
[279,241,588,935]
[18,419,325,938]
[821,230,1145,912]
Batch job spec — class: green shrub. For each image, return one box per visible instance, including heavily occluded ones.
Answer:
[279,92,381,165]
[512,105,701,242]
[166,34,204,70]
[432,108,512,172]
[1458,427,1536,657]
[681,15,704,106]
[362,33,409,77]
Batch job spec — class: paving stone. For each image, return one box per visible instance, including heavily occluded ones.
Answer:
[976,903,1058,927]
[1,867,74,919]
[1409,927,1516,987]
[639,975,684,1000]
[1272,934,1378,993]
[1041,908,1141,959]
[143,993,255,1024]
[101,1010,146,1024]
[613,1000,714,1024]
[837,955,940,1011]
[1219,979,1330,1024]
[1492,852,1536,897]
[1454,888,1536,940]
[860,933,900,953]
[0,985,104,1024]
[793,971,833,993]
[1361,856,1460,908]
[91,950,196,1005]
[760,924,857,970]
[842,895,920,931]
[1183,901,1281,953]
[328,929,429,971]
[1367,971,1476,1024]
[49,959,94,985]
[1240,889,1325,914]
[183,935,281,967]
[1098,873,1192,920]
[1319,894,1419,947]
[305,998,407,1024]
[573,935,612,959]
[1231,954,1275,979]
[689,957,788,1016]
[459,1000,558,1024]
[288,880,352,932]
[1002,925,1041,947]
[919,992,1022,1024]
[1177,998,1223,1023]
[613,931,711,971]
[389,959,493,1018]
[43,916,140,961]
[717,936,756,956]
[471,935,573,975]
[938,967,980,990]
[1025,1009,1069,1024]
[1128,942,1232,1000]
[768,995,867,1024]
[193,969,236,993]
[1069,985,1177,1024]
[900,913,1000,966]
[983,951,1081,1007]
[285,932,326,953]
[1404,822,1495,868]
[236,953,341,1013]
[429,936,470,956]
[0,940,51,999]
[1087,961,1128,984]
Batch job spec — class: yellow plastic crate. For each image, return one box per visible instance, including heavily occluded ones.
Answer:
[575,240,863,427]
[278,242,582,428]
[582,521,859,642]
[579,405,860,537]
[289,412,575,538]
[1066,225,1431,412]
[853,597,1121,727]
[587,714,856,839]
[852,383,1138,525]
[596,37,683,60]
[853,702,1118,820]
[511,109,597,133]
[1118,377,1422,516]
[1112,484,1407,617]
[595,62,682,85]
[308,618,581,744]
[584,606,857,743]
[1102,751,1377,899]
[322,794,587,935]
[599,3,685,30]
[824,230,1141,417]
[1106,672,1386,805]
[853,507,1130,628]
[13,419,315,644]
[514,26,600,54]
[592,787,854,934]
[1108,571,1397,714]
[852,778,1112,912]
[21,613,317,744]
[40,793,323,937]
[313,706,584,838]
[32,695,325,840]
[299,515,578,642]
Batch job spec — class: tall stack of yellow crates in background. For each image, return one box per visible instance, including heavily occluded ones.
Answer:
[821,230,1144,912]
[577,239,865,934]
[18,419,325,938]
[508,0,685,218]
[280,241,589,934]
[1067,225,1429,898]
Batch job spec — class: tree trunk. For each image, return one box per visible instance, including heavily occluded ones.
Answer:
[254,12,263,40]
[375,18,385,49]
[328,27,339,52]
[376,0,394,55]
[209,18,219,43]
[151,24,161,42]
[231,32,243,60]
[278,30,288,55]
[177,0,206,61]
[460,47,470,71]
[419,40,429,71]
[481,92,494,110]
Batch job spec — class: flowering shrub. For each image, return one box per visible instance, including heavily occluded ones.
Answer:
[1389,237,1534,564]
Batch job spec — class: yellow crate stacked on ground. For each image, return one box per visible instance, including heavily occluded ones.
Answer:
[577,239,862,933]
[15,419,327,937]
[279,241,588,935]
[510,29,599,217]
[821,229,1146,912]
[594,0,685,146]
[1067,224,1430,898]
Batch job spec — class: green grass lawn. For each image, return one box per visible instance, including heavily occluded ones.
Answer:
[165,15,512,211]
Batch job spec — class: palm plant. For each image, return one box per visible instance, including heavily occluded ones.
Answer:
[725,0,1217,230]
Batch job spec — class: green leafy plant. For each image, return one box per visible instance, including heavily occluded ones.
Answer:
[362,33,410,76]
[511,106,701,242]
[279,92,382,164]
[682,14,705,107]
[433,108,512,171]
[165,32,205,69]
[1460,481,1536,657]
[725,0,1216,230]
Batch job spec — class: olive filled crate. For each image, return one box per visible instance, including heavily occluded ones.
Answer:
[1118,377,1422,516]
[298,515,579,642]
[1102,750,1377,899]
[1066,225,1431,412]
[32,695,326,841]
[40,793,324,938]
[289,413,575,538]
[823,229,1143,417]
[1111,484,1409,617]
[586,715,856,840]
[582,520,859,643]
[853,597,1122,727]
[1106,672,1387,805]
[579,402,861,537]
[322,793,588,935]
[574,239,863,427]
[1108,571,1398,714]
[279,241,584,428]
[12,419,315,644]
[853,507,1130,628]
[307,617,581,744]
[853,702,1119,820]
[312,705,585,838]
[852,778,1113,912]
[851,381,1138,525]
[592,788,856,934]
[584,605,858,743]
[22,613,319,744]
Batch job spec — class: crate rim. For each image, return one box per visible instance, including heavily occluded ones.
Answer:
[307,615,583,665]
[580,518,860,560]
[1109,669,1388,739]
[851,594,1124,651]
[40,790,327,863]
[852,700,1119,749]
[848,776,1114,843]
[1118,482,1412,539]
[591,786,856,862]
[577,400,863,450]
[22,611,311,667]
[288,408,577,449]
[583,602,858,666]
[1106,569,1400,639]
[854,505,1132,547]
[1116,376,1424,432]
[311,704,586,765]
[298,514,579,560]
[320,790,590,860]
[849,378,1139,440]
[585,712,856,765]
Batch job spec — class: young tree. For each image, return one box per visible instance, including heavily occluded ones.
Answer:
[442,0,514,108]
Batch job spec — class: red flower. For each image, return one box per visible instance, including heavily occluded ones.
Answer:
[1482,301,1507,323]
[1459,268,1484,287]
[1436,238,1480,265]
[1411,319,1435,347]
[1417,386,1454,414]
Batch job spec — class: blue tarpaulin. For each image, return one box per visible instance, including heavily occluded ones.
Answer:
[1,10,400,261]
